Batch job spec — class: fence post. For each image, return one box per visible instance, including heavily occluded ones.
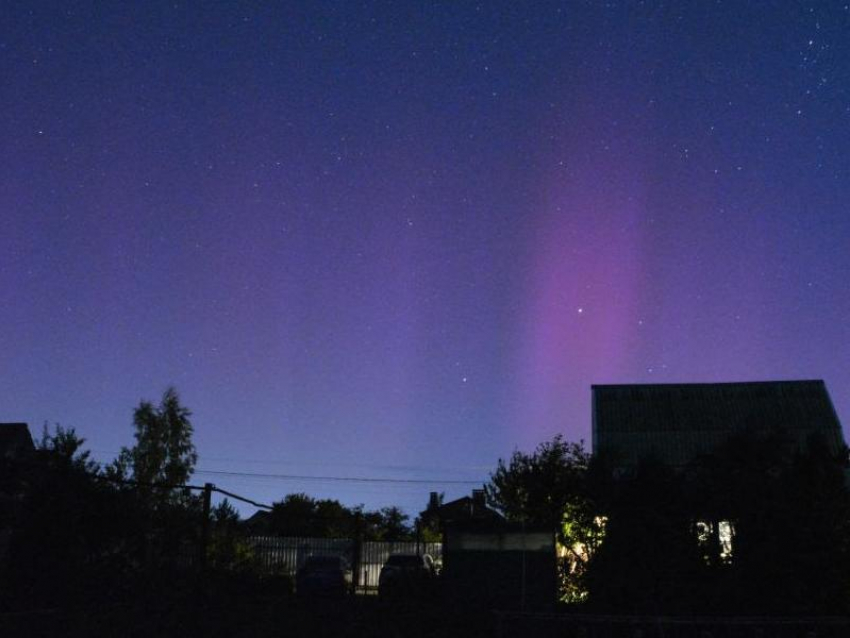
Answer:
[351,511,362,595]
[520,518,527,612]
[200,482,213,571]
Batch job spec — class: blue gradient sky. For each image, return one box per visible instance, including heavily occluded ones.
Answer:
[2,1,849,515]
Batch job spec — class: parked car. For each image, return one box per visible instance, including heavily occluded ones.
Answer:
[296,555,352,597]
[378,554,437,599]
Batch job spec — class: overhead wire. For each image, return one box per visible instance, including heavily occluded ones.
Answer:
[193,468,484,486]
[90,448,490,474]
[91,456,486,488]
[93,474,274,510]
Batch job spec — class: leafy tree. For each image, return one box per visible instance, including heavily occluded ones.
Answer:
[266,494,413,540]
[212,498,240,528]
[270,493,321,536]
[377,506,410,541]
[4,424,142,607]
[37,423,100,474]
[315,498,355,537]
[208,498,257,571]
[100,388,201,572]
[110,387,198,493]
[269,494,361,537]
[486,436,598,602]
[486,435,589,526]
[419,492,445,542]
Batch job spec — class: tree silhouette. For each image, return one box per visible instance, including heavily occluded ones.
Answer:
[36,423,100,474]
[486,435,589,526]
[3,425,142,609]
[110,387,198,499]
[486,436,598,601]
[377,506,410,541]
[419,492,445,542]
[265,494,413,540]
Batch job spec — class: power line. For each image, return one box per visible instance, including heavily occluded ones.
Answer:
[214,486,272,510]
[89,448,491,474]
[194,468,484,486]
[94,474,274,510]
[93,475,208,491]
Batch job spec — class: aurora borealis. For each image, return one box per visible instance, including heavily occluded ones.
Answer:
[2,2,849,514]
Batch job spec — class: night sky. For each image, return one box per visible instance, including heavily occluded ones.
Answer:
[2,1,849,515]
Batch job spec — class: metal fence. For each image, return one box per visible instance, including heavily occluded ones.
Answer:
[246,536,442,591]
[247,536,352,574]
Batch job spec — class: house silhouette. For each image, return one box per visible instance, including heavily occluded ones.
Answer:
[592,379,846,471]
[0,423,35,460]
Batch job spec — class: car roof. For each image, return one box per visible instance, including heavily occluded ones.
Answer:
[386,554,426,565]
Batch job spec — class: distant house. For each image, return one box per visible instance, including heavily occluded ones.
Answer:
[0,423,35,568]
[424,489,502,527]
[0,423,35,461]
[592,379,846,472]
[243,509,272,536]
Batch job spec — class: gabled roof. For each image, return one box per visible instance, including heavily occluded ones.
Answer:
[243,509,272,534]
[435,495,503,524]
[592,380,846,469]
[0,423,35,459]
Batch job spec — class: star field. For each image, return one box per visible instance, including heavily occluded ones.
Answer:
[1,1,849,514]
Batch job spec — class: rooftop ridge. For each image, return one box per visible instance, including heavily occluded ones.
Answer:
[592,379,824,389]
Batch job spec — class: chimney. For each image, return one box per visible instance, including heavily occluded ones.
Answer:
[428,491,440,510]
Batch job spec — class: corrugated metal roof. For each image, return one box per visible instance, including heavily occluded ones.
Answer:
[436,495,504,523]
[591,380,845,469]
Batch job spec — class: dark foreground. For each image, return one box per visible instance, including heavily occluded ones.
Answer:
[5,595,850,638]
[3,569,850,638]
[1,592,493,638]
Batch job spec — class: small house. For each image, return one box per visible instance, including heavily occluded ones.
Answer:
[434,490,556,610]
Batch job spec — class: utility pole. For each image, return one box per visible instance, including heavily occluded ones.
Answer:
[200,482,213,571]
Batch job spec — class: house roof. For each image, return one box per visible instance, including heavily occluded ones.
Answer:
[435,495,503,524]
[592,380,846,469]
[243,509,272,534]
[0,423,35,459]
